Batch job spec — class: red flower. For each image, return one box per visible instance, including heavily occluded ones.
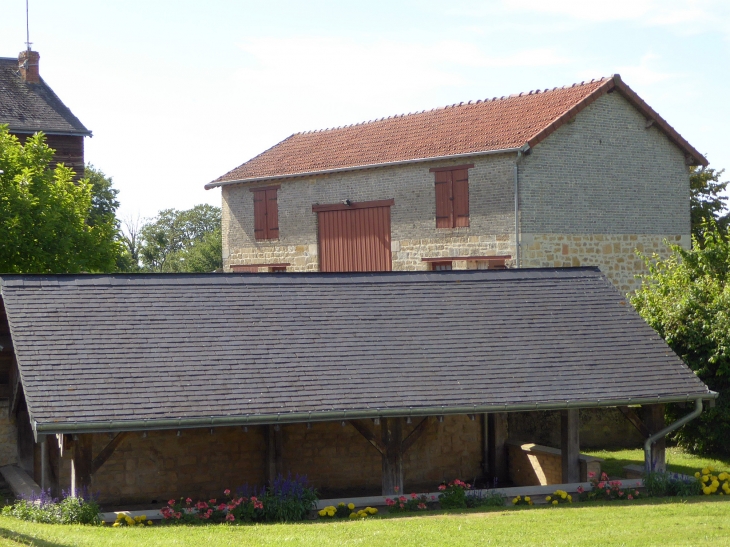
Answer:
[385,498,394,506]
[254,501,263,509]
[431,496,436,500]
[588,471,595,478]
[224,489,231,496]
[185,498,192,504]
[438,484,446,491]
[209,499,217,504]
[225,513,235,521]
[411,493,417,499]
[218,503,227,511]
[598,482,605,489]
[250,496,258,502]
[168,499,176,506]
[174,512,182,519]
[635,490,640,496]
[627,494,634,500]
[417,503,426,509]
[577,486,584,494]
[399,503,404,508]
[605,489,611,495]
[196,501,208,510]
[399,496,406,502]
[618,491,624,497]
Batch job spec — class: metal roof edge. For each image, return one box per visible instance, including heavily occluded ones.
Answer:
[205,146,527,190]
[33,392,718,437]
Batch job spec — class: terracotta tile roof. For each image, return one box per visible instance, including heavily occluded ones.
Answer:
[208,75,706,189]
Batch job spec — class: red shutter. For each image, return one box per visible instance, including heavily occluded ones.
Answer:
[434,170,453,228]
[253,190,267,239]
[452,169,469,227]
[266,188,279,239]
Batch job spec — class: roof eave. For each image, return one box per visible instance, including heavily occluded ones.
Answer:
[205,145,529,190]
[32,391,718,437]
[7,127,93,138]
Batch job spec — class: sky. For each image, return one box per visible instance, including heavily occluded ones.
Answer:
[0,0,728,221]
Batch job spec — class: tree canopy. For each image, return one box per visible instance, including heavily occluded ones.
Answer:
[631,224,730,455]
[0,127,120,273]
[690,165,729,241]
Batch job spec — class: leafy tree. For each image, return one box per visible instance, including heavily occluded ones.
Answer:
[691,165,729,241]
[631,224,730,455]
[0,126,119,273]
[139,205,221,272]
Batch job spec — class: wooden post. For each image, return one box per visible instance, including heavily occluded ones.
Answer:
[265,425,283,485]
[71,434,93,496]
[381,417,403,495]
[487,413,508,485]
[561,409,580,483]
[481,414,489,477]
[645,404,666,472]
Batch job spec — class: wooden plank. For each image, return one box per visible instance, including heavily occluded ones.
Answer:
[312,199,395,212]
[401,417,430,454]
[349,420,385,455]
[91,432,129,475]
[265,425,283,485]
[452,169,470,227]
[645,404,666,472]
[434,170,452,228]
[561,409,580,483]
[618,406,652,438]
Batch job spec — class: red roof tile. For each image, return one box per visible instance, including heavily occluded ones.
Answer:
[207,75,706,188]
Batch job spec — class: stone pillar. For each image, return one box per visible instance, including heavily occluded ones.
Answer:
[487,413,508,485]
[645,404,666,472]
[381,417,403,495]
[561,409,580,483]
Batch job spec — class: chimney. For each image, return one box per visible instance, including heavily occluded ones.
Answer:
[18,50,40,84]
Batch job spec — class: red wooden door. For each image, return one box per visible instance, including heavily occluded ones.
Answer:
[315,200,393,272]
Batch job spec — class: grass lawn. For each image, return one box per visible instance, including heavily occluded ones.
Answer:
[0,498,729,547]
[582,447,730,479]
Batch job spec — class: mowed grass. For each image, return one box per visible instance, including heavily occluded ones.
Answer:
[0,498,729,547]
[582,447,730,478]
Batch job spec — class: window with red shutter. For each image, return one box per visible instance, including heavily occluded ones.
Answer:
[430,165,472,228]
[251,186,279,240]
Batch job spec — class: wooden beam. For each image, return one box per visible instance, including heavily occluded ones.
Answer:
[561,409,580,483]
[349,420,385,455]
[618,406,652,438]
[381,417,403,495]
[487,413,509,484]
[90,432,129,475]
[401,417,430,454]
[265,425,283,485]
[71,434,93,496]
[644,404,666,472]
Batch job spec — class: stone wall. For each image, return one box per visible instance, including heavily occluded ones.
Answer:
[80,416,482,505]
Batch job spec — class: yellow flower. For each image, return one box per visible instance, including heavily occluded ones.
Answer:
[703,486,712,495]
[552,500,558,505]
[712,480,720,488]
[327,510,335,517]
[318,510,326,517]
[147,521,153,526]
[338,502,345,507]
[708,466,715,472]
[695,472,701,479]
[560,493,567,499]
[702,468,710,475]
[112,522,121,527]
[524,496,531,502]
[702,475,709,483]
[348,503,355,510]
[368,508,378,514]
[567,495,572,502]
[545,496,551,501]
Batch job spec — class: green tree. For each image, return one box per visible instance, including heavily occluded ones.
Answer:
[631,224,730,455]
[0,126,119,273]
[691,165,729,241]
[139,204,221,272]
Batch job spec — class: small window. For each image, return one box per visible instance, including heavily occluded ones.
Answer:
[431,165,471,228]
[430,261,453,271]
[251,186,279,240]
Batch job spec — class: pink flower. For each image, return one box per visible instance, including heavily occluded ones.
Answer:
[411,493,417,499]
[196,501,208,510]
[605,489,611,495]
[174,512,182,519]
[202,513,210,519]
[588,472,595,478]
[185,498,192,504]
[385,498,394,506]
[601,472,608,480]
[209,499,217,504]
[399,496,407,502]
[618,491,624,497]
[218,503,227,511]
[250,496,257,502]
[394,486,399,493]
[228,504,236,511]
[635,490,640,496]
[417,503,426,509]
[225,513,235,521]
[168,499,176,506]
[627,494,633,500]
[399,503,404,508]
[224,489,231,496]
[577,486,584,494]
[598,482,605,489]
[431,496,436,500]
[438,484,447,491]
[254,501,263,509]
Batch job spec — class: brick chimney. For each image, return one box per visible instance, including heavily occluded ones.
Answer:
[18,50,40,84]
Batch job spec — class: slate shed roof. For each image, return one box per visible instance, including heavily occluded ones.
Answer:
[0,268,714,436]
[208,74,706,189]
[0,57,91,136]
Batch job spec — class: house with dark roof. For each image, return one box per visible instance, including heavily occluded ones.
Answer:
[0,269,716,505]
[208,74,706,293]
[0,49,91,175]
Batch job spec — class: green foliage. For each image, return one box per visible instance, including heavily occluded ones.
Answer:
[1,494,100,525]
[466,490,505,508]
[437,479,470,509]
[0,126,120,273]
[690,165,729,242]
[139,205,222,272]
[643,471,702,498]
[631,226,730,454]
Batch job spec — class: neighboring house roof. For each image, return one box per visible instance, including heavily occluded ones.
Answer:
[0,57,91,136]
[207,74,707,189]
[0,268,714,436]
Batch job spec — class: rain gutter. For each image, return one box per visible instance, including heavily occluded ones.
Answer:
[33,392,717,440]
[644,397,704,473]
[205,146,527,190]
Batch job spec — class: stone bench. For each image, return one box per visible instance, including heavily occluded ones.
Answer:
[507,440,603,486]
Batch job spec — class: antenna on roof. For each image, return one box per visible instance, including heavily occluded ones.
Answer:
[25,0,32,51]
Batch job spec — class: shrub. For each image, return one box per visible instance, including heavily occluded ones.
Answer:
[643,471,701,497]
[438,479,471,509]
[1,490,100,525]
[466,490,506,508]
[385,489,437,513]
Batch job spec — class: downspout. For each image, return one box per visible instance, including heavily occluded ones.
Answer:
[644,398,703,473]
[514,151,523,268]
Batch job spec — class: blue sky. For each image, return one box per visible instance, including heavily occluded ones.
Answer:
[1,0,728,220]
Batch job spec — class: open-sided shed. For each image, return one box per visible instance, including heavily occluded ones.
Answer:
[0,268,716,504]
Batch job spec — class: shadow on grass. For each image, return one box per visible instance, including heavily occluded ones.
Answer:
[0,527,72,547]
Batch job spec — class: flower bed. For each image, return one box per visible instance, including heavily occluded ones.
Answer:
[578,472,640,502]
